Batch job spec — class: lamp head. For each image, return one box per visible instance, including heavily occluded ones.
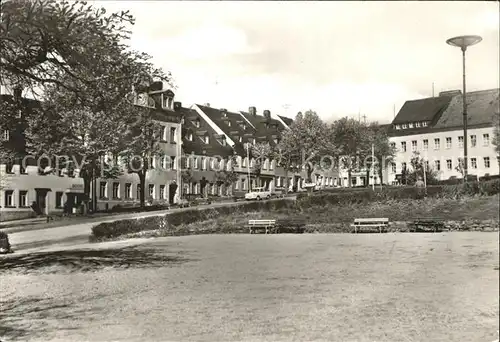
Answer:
[446,35,482,51]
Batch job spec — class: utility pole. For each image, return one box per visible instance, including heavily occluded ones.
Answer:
[371,144,375,191]
[432,82,435,97]
[362,114,367,125]
[246,143,251,192]
[393,104,396,119]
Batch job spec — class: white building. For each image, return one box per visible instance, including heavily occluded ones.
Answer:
[387,88,499,184]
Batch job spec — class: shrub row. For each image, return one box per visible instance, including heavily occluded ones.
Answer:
[297,179,500,208]
[90,199,296,241]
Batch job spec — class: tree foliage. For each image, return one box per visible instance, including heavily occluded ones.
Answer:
[330,117,371,187]
[492,111,500,161]
[408,152,439,185]
[366,122,396,185]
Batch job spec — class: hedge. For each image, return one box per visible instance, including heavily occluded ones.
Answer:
[297,179,500,208]
[90,199,296,241]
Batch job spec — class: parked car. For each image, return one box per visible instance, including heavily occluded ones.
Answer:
[244,187,272,200]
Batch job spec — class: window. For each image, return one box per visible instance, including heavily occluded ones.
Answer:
[125,183,132,199]
[242,123,247,130]
[470,135,476,147]
[434,138,440,150]
[401,162,407,171]
[99,181,108,199]
[423,139,428,150]
[391,162,396,173]
[204,135,209,144]
[471,158,477,169]
[402,123,407,129]
[136,184,141,200]
[269,159,274,170]
[162,156,168,169]
[446,137,452,149]
[408,123,414,128]
[159,185,165,200]
[484,157,490,168]
[242,178,246,190]
[170,127,177,143]
[483,134,490,146]
[194,119,200,128]
[227,121,231,127]
[239,136,243,142]
[395,124,401,130]
[242,157,247,167]
[446,159,452,170]
[112,182,120,199]
[2,130,9,141]
[422,121,428,127]
[162,126,168,141]
[56,192,63,208]
[434,160,441,171]
[221,137,227,146]
[148,184,155,199]
[194,157,199,169]
[19,190,28,207]
[171,156,176,170]
[411,140,417,152]
[400,141,407,152]
[390,142,396,149]
[4,190,14,207]
[415,122,421,128]
[458,136,464,148]
[187,132,193,141]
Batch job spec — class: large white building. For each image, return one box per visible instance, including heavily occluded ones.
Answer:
[387,88,499,183]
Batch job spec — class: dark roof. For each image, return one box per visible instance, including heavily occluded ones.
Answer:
[239,111,286,148]
[278,115,294,127]
[179,106,233,157]
[392,96,453,125]
[434,88,499,129]
[196,105,255,149]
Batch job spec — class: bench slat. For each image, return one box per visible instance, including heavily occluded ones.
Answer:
[354,218,389,223]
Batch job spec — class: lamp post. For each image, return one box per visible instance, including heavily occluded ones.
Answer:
[446,35,482,183]
[245,143,251,192]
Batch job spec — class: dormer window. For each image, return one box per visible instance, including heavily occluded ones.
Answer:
[241,123,246,130]
[204,135,209,144]
[193,118,200,128]
[227,121,231,127]
[239,136,243,143]
[402,123,408,129]
[395,124,401,130]
[415,122,421,128]
[162,94,173,109]
[408,123,414,128]
[187,132,193,141]
[422,121,428,127]
[221,137,227,146]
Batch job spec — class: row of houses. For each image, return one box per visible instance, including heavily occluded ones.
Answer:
[1,83,499,221]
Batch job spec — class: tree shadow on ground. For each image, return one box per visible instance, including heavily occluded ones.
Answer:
[0,247,191,275]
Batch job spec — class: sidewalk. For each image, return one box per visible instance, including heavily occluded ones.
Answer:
[0,196,297,235]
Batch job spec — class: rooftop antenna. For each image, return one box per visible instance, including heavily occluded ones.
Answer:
[362,114,367,125]
[393,104,396,118]
[358,108,361,123]
[432,82,435,97]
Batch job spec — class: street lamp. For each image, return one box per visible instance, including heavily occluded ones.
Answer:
[446,35,482,183]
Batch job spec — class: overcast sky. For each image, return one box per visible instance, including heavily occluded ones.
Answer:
[95,1,499,123]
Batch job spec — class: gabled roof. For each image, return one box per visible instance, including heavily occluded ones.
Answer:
[239,111,286,148]
[179,106,233,157]
[196,105,255,146]
[278,115,294,127]
[392,96,453,125]
[434,88,499,129]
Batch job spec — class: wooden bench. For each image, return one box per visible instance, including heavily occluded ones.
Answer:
[409,218,445,232]
[247,219,277,234]
[350,218,390,233]
[275,218,307,234]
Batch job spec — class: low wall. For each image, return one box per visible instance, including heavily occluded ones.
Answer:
[305,219,500,233]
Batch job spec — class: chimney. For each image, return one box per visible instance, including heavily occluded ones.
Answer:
[263,110,271,119]
[249,106,257,116]
[439,90,462,97]
[174,101,182,111]
[204,103,210,107]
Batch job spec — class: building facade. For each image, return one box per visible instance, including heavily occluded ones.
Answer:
[387,89,499,184]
